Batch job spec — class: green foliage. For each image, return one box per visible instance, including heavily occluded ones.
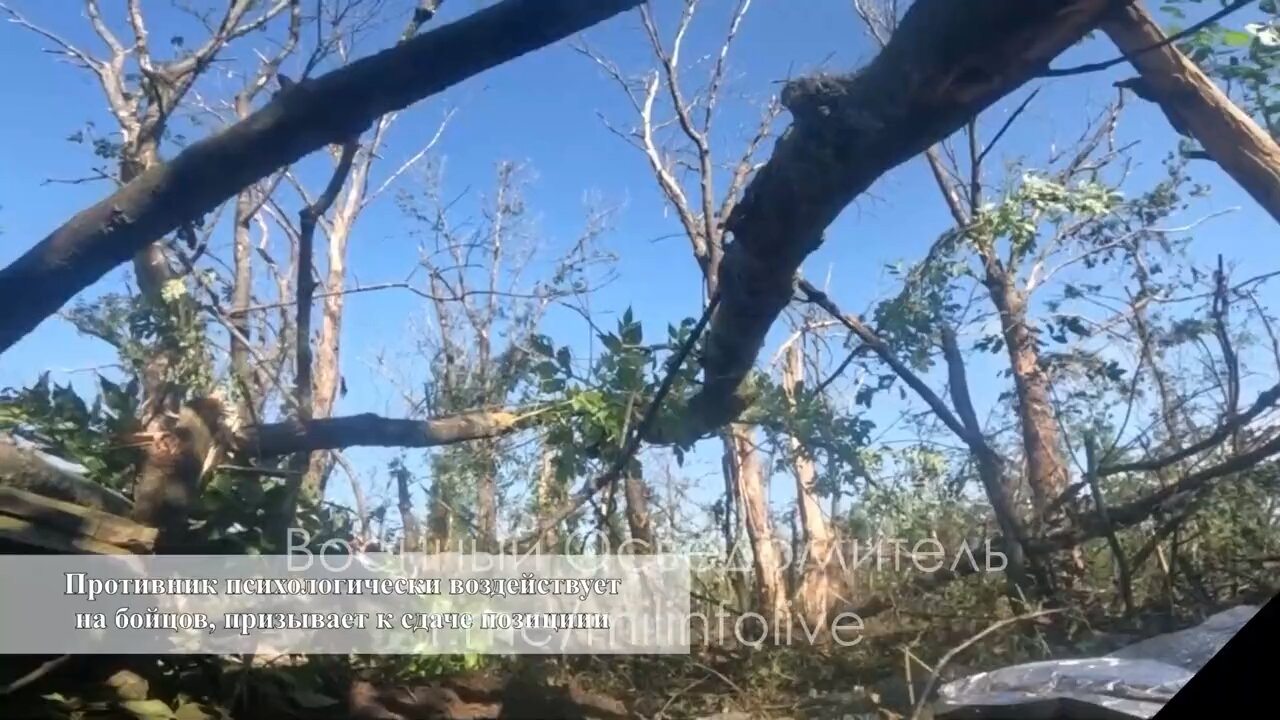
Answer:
[66,287,215,401]
[754,373,876,497]
[1163,0,1280,137]
[529,309,705,481]
[0,372,142,489]
[872,170,1122,375]
[970,172,1122,266]
[873,234,968,369]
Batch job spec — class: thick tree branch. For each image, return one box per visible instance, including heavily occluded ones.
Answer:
[1050,430,1280,548]
[673,0,1119,438]
[0,0,641,352]
[798,279,973,444]
[235,410,532,458]
[1099,381,1280,476]
[1101,0,1280,223]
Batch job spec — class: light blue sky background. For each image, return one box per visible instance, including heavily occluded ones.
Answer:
[1,1,1277,534]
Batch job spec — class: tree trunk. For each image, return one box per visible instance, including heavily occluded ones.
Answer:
[1101,0,1280,224]
[725,423,790,624]
[983,258,1068,519]
[119,140,185,437]
[622,463,654,553]
[719,442,750,611]
[477,447,499,553]
[229,190,257,424]
[980,258,1086,599]
[535,449,560,551]
[307,147,378,497]
[228,89,263,426]
[940,326,1047,598]
[427,480,452,553]
[782,343,840,631]
[397,468,421,553]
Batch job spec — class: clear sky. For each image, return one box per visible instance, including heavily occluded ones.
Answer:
[2,1,1277,529]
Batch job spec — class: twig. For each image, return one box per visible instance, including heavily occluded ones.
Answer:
[1099,381,1280,476]
[658,675,708,719]
[216,464,299,478]
[690,660,747,699]
[975,88,1040,167]
[1041,0,1255,77]
[1084,433,1135,616]
[0,654,71,696]
[909,609,1062,720]
[513,293,720,551]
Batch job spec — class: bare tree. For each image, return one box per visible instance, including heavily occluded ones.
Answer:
[0,0,644,354]
[392,158,614,552]
[3,0,295,441]
[579,0,793,620]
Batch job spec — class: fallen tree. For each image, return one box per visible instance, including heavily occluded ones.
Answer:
[235,409,528,457]
[676,0,1119,439]
[0,0,641,352]
[0,438,132,516]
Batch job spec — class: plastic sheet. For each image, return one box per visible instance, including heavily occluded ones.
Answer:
[1105,604,1259,670]
[933,605,1259,719]
[934,657,1187,719]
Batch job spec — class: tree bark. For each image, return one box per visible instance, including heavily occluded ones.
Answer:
[229,187,258,422]
[427,479,453,553]
[622,463,654,553]
[726,424,790,623]
[397,466,421,552]
[940,325,1046,596]
[719,444,749,611]
[1101,0,1280,223]
[981,255,1069,517]
[235,410,525,457]
[782,342,840,630]
[476,444,499,553]
[0,438,132,516]
[280,140,358,528]
[307,142,380,497]
[535,448,560,551]
[0,0,641,352]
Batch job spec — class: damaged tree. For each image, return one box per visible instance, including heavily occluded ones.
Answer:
[677,0,1120,440]
[1098,0,1280,222]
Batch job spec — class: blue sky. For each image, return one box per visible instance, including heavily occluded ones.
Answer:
[2,1,1278,533]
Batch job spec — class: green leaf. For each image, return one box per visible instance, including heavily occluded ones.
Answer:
[600,333,622,354]
[1222,29,1253,46]
[621,320,642,346]
[530,334,554,358]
